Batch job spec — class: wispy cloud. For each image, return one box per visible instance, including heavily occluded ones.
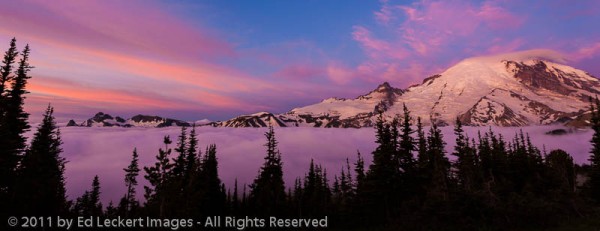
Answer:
[0,0,235,60]
[2,0,599,121]
[345,0,600,88]
[0,0,282,120]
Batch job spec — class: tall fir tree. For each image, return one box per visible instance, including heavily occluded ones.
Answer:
[4,44,32,155]
[0,38,18,107]
[300,159,331,216]
[452,118,479,192]
[426,119,450,201]
[399,103,416,173]
[588,97,600,203]
[249,125,286,215]
[172,126,188,179]
[0,38,22,213]
[190,144,226,216]
[15,105,67,215]
[122,148,140,216]
[74,176,103,216]
[416,117,428,170]
[185,125,198,183]
[144,136,173,217]
[361,113,400,222]
[398,104,419,206]
[354,151,365,189]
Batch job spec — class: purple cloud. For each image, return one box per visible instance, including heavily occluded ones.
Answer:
[30,125,594,206]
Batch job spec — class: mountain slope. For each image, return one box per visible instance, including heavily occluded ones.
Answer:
[396,52,597,126]
[69,112,190,128]
[214,50,599,128]
[210,82,403,128]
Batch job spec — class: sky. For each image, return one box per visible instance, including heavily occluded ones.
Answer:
[1,0,599,122]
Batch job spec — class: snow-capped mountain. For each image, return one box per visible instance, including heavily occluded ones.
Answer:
[69,112,190,128]
[208,82,404,128]
[213,50,599,128]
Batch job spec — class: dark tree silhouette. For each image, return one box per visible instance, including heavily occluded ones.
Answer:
[73,175,103,216]
[249,125,286,215]
[588,97,600,203]
[188,144,226,216]
[122,148,140,216]
[452,117,480,192]
[15,105,66,216]
[143,136,173,217]
[0,39,26,214]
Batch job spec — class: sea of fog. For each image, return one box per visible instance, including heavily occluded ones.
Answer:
[28,125,594,205]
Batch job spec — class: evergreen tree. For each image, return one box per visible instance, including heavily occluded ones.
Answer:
[545,149,575,195]
[90,175,101,214]
[291,177,303,215]
[361,114,400,222]
[397,105,419,208]
[249,125,286,215]
[301,160,331,216]
[185,125,198,183]
[74,176,102,216]
[105,201,118,218]
[341,158,354,200]
[232,179,240,214]
[0,38,22,213]
[452,118,479,192]
[15,105,67,215]
[399,103,416,173]
[426,120,450,201]
[123,148,140,216]
[588,97,600,203]
[416,117,428,170]
[172,126,188,179]
[354,151,365,189]
[477,131,493,181]
[0,38,18,107]
[4,44,32,154]
[189,144,226,216]
[143,136,173,217]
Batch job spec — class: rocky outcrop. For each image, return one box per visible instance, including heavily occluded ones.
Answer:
[79,112,190,128]
[66,120,79,127]
[459,96,529,126]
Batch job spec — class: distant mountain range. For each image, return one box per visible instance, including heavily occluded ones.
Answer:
[69,51,600,128]
[67,112,190,128]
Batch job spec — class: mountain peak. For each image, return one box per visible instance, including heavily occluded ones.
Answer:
[363,82,404,97]
[71,51,599,129]
[377,82,392,90]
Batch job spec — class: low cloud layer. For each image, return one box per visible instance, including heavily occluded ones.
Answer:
[37,126,594,205]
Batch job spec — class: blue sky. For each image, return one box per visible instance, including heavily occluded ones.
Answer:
[0,0,599,121]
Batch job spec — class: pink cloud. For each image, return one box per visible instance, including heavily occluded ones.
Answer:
[347,0,530,87]
[28,76,194,109]
[477,1,525,30]
[352,26,408,60]
[0,0,302,120]
[570,42,600,61]
[0,0,235,61]
[327,62,358,85]
[395,0,525,55]
[374,0,394,25]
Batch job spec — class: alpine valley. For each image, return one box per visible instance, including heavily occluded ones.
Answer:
[72,51,600,128]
